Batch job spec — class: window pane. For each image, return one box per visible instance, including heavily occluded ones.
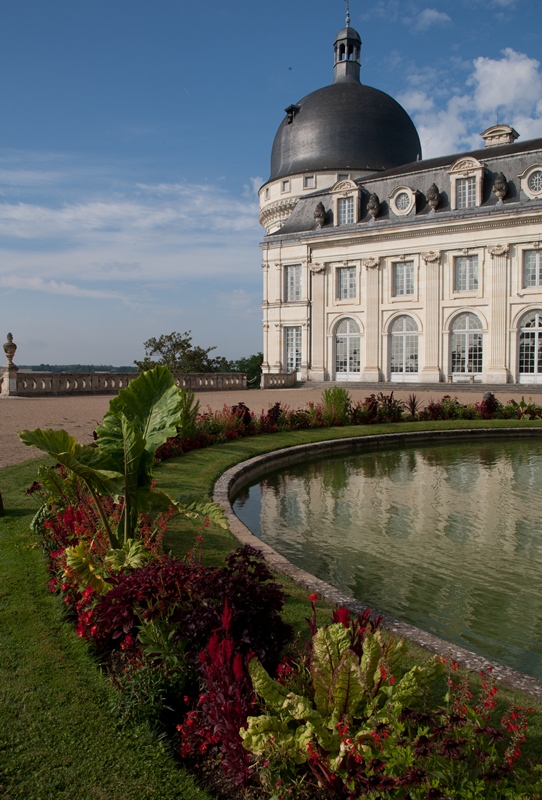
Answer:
[524,251,541,288]
[456,176,476,208]
[338,196,354,225]
[338,267,356,299]
[285,265,301,301]
[455,256,478,292]
[393,261,414,296]
[285,327,301,372]
[390,316,418,373]
[451,314,483,374]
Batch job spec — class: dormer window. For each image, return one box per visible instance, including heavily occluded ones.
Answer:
[448,157,485,210]
[303,175,315,189]
[456,176,477,209]
[337,196,354,225]
[281,179,290,193]
[285,104,300,124]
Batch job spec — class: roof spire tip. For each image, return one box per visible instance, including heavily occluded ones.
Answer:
[345,0,350,26]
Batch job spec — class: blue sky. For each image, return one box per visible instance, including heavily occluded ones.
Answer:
[1,0,541,365]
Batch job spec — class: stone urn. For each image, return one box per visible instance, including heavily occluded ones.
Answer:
[3,332,17,366]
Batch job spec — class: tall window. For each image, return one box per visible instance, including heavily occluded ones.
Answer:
[284,265,302,302]
[337,267,356,300]
[335,318,360,379]
[524,250,542,288]
[285,326,302,373]
[337,196,354,225]
[451,313,483,375]
[456,177,476,208]
[455,255,478,292]
[393,261,414,296]
[518,311,542,381]
[390,316,418,377]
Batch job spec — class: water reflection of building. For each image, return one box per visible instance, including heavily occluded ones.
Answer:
[256,444,542,671]
[260,16,542,385]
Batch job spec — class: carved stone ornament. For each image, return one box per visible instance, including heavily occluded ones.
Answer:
[532,241,541,250]
[314,202,326,228]
[427,183,440,212]
[363,257,380,270]
[493,172,508,203]
[334,180,356,192]
[488,244,509,257]
[3,332,17,366]
[422,251,441,264]
[367,193,381,220]
[309,261,326,274]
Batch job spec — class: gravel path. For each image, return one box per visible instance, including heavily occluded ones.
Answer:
[2,385,540,470]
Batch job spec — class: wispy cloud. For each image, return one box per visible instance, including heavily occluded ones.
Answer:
[412,8,452,32]
[0,275,129,301]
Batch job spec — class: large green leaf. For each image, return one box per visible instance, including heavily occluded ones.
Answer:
[248,657,290,714]
[329,652,365,724]
[19,428,123,496]
[175,493,227,529]
[312,623,351,716]
[96,365,182,456]
[360,630,383,696]
[119,415,147,541]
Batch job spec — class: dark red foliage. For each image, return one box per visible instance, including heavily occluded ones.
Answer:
[177,602,256,787]
[81,545,291,665]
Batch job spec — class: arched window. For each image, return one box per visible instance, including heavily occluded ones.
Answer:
[518,311,542,383]
[390,316,418,381]
[450,313,483,377]
[335,318,360,381]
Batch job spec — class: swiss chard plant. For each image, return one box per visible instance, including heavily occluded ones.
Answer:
[241,606,537,799]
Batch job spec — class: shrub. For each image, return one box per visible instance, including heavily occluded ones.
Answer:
[78,545,292,667]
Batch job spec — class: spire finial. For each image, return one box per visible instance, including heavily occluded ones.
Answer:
[345,0,350,26]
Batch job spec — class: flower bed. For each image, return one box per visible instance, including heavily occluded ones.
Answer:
[156,389,542,462]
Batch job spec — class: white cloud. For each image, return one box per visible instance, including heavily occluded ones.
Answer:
[470,49,542,116]
[412,8,452,32]
[401,48,542,158]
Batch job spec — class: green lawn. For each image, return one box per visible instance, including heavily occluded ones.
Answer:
[1,418,542,798]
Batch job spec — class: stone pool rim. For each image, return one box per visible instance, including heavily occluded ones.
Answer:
[213,427,542,703]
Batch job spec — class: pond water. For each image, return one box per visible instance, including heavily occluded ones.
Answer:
[233,438,542,680]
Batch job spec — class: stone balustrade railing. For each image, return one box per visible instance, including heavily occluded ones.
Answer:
[260,372,297,389]
[0,371,247,397]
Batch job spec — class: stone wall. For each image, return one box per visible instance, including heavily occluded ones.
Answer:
[0,370,247,397]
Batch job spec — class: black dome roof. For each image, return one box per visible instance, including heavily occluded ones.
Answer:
[269,82,422,182]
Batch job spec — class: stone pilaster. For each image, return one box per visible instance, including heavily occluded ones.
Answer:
[308,262,326,381]
[486,245,510,383]
[420,251,442,383]
[362,259,381,381]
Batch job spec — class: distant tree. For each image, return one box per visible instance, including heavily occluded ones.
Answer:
[135,331,232,373]
[229,352,263,387]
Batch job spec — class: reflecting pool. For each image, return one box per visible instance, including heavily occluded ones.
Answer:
[233,438,542,679]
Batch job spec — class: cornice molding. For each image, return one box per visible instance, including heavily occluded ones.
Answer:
[265,209,542,251]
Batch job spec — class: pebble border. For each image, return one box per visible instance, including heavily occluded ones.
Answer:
[213,427,542,704]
